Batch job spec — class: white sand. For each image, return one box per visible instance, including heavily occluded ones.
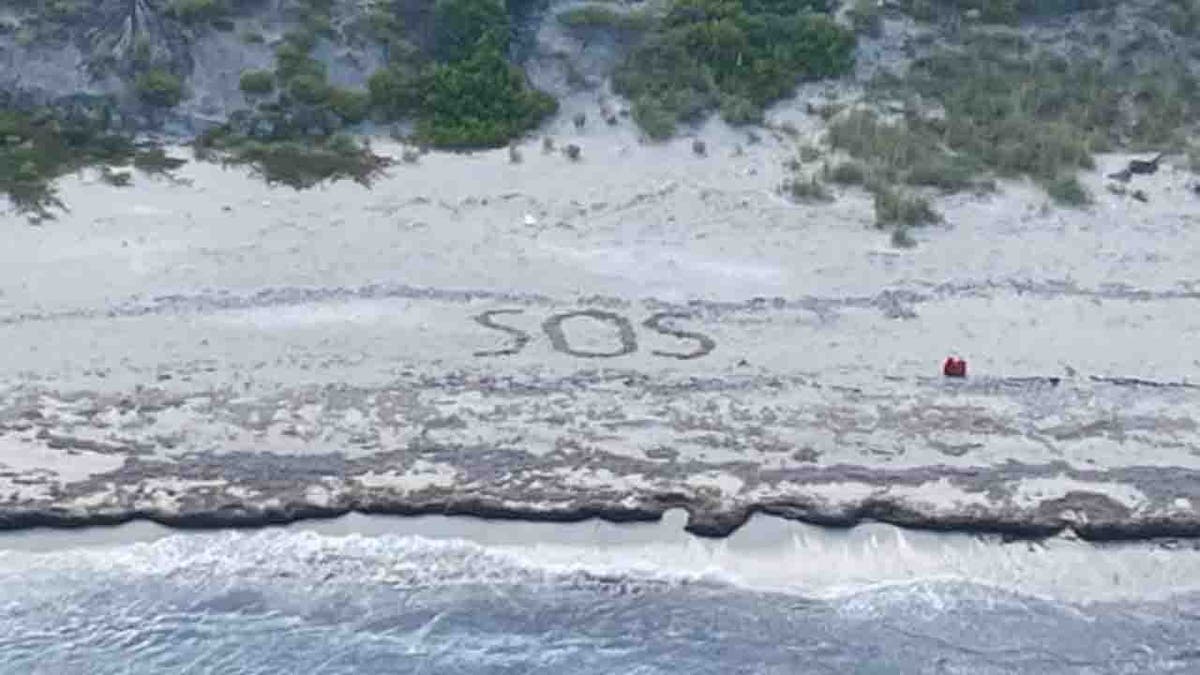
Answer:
[0,107,1197,536]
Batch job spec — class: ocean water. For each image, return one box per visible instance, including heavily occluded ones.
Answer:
[1,515,1198,674]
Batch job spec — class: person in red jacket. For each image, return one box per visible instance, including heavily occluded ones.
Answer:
[943,357,967,378]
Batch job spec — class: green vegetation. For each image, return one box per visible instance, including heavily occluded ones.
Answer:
[557,5,655,31]
[364,0,557,147]
[287,71,331,105]
[195,131,389,189]
[827,110,981,190]
[829,30,1198,208]
[783,175,833,202]
[167,0,232,25]
[0,109,139,220]
[1166,0,1200,36]
[239,70,275,95]
[900,0,1109,25]
[195,0,385,185]
[205,0,555,152]
[873,186,940,227]
[612,0,855,138]
[1044,175,1090,206]
[136,69,185,107]
[328,88,370,124]
[416,45,558,147]
[133,147,189,174]
[368,64,423,119]
[825,160,866,185]
[433,0,510,62]
[848,0,883,36]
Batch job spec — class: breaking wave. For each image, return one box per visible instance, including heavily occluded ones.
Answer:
[1,520,1199,673]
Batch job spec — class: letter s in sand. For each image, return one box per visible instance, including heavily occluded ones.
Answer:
[473,309,532,356]
[642,312,716,360]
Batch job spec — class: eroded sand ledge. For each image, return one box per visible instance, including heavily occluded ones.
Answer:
[2,119,1199,540]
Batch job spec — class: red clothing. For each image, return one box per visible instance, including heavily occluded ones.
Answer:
[943,357,967,377]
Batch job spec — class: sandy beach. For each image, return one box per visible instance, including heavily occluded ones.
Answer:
[1,104,1199,538]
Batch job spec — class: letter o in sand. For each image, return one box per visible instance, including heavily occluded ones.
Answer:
[542,310,637,358]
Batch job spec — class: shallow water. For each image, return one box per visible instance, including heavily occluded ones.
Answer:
[1,514,1199,673]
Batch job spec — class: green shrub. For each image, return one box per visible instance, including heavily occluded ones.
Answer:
[195,132,389,189]
[133,147,188,174]
[904,157,977,191]
[1167,0,1200,36]
[841,29,1197,204]
[873,186,940,227]
[718,93,761,124]
[168,0,230,25]
[287,72,330,105]
[1044,174,1090,206]
[0,109,138,219]
[614,41,717,129]
[558,5,654,31]
[239,69,275,95]
[899,0,1109,25]
[613,0,854,137]
[740,0,828,14]
[632,96,679,139]
[368,64,423,118]
[784,175,833,202]
[434,0,510,62]
[329,88,370,123]
[849,0,883,36]
[136,69,184,107]
[275,32,323,81]
[415,45,558,147]
[827,109,975,189]
[827,160,866,184]
[884,37,1196,197]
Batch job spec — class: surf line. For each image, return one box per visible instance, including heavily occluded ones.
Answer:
[473,309,716,360]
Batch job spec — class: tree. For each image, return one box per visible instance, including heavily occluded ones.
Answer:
[136,69,184,107]
[433,0,510,62]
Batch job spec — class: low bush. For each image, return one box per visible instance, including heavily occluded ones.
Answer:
[168,0,231,25]
[899,0,1110,25]
[873,186,940,227]
[195,131,389,189]
[239,70,275,95]
[849,0,883,36]
[368,64,423,118]
[329,88,370,123]
[434,0,510,62]
[854,32,1198,202]
[784,175,833,202]
[1044,174,1090,206]
[0,109,138,219]
[415,45,558,147]
[558,5,655,31]
[287,72,330,105]
[827,160,866,184]
[133,147,188,174]
[136,69,184,107]
[613,0,854,137]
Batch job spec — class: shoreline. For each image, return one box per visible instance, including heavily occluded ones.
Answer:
[5,488,1200,543]
[4,509,1200,606]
